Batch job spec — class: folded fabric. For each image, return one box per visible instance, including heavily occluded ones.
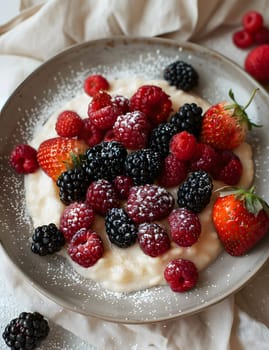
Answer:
[1,1,269,349]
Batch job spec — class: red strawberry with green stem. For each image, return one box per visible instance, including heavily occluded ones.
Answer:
[212,187,269,256]
[200,89,260,150]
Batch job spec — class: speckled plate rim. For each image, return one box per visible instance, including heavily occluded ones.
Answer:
[1,36,269,324]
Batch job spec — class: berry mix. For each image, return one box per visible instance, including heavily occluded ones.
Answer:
[9,58,269,302]
[232,10,269,83]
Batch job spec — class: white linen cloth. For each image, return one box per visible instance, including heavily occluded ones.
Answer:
[1,1,269,349]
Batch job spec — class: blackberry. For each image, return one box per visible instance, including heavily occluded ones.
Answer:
[169,103,203,138]
[105,208,137,248]
[163,60,199,91]
[148,123,178,158]
[177,170,213,213]
[2,311,49,350]
[84,141,127,181]
[57,166,91,205]
[31,223,65,256]
[125,148,162,185]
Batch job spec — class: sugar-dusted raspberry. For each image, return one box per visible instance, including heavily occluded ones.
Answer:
[68,228,104,267]
[9,143,39,174]
[126,184,174,224]
[84,74,109,97]
[137,223,170,257]
[113,111,151,150]
[130,85,172,126]
[88,90,112,114]
[170,131,198,161]
[86,179,120,215]
[232,30,254,49]
[164,258,198,292]
[59,202,95,242]
[79,118,105,147]
[89,104,122,130]
[190,143,218,174]
[168,208,201,247]
[158,153,188,188]
[111,95,130,114]
[55,110,84,137]
[112,175,134,199]
[213,150,243,185]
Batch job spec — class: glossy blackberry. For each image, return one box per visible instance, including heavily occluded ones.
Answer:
[105,208,137,248]
[177,170,213,213]
[163,60,199,91]
[57,166,91,205]
[125,148,162,185]
[148,122,178,158]
[2,311,49,350]
[31,223,65,256]
[169,103,203,138]
[84,141,127,181]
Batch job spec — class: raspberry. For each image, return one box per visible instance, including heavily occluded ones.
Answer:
[112,175,134,199]
[84,141,127,181]
[59,202,95,242]
[163,61,199,91]
[130,85,172,125]
[31,223,65,255]
[137,223,170,257]
[158,153,188,188]
[86,179,120,215]
[213,150,243,185]
[177,170,213,213]
[103,129,116,142]
[232,30,254,49]
[170,131,198,161]
[55,110,84,137]
[2,312,49,350]
[105,208,137,248]
[245,44,269,82]
[168,208,201,247]
[164,258,198,292]
[242,11,263,34]
[84,74,109,97]
[111,95,130,114]
[113,111,151,149]
[190,143,218,174]
[68,228,104,267]
[88,90,112,113]
[89,104,122,130]
[125,148,162,185]
[79,118,105,147]
[254,26,269,44]
[126,184,174,224]
[9,144,39,174]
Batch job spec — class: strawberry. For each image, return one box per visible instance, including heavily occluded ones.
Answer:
[245,44,269,83]
[212,187,269,256]
[200,89,259,150]
[37,137,88,181]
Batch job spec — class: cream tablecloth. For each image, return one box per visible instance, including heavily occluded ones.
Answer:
[1,1,269,349]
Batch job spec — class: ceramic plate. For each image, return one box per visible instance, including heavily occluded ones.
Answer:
[1,37,269,324]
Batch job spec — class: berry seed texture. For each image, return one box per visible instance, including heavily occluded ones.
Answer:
[21,72,256,294]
